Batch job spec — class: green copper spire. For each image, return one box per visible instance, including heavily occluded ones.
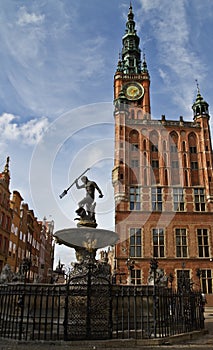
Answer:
[192,80,209,120]
[120,3,142,74]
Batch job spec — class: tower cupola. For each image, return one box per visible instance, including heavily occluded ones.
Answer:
[120,3,142,74]
[192,83,209,120]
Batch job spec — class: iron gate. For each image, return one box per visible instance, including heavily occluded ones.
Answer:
[64,264,111,340]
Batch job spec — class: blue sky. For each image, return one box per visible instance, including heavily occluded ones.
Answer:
[0,0,213,267]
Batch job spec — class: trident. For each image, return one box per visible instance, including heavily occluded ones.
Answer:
[59,168,90,199]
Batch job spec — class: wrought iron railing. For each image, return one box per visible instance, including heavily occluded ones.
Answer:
[0,283,204,341]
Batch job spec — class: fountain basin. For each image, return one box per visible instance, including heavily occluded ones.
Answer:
[54,227,119,249]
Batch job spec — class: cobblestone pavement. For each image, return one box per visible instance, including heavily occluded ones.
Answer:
[1,308,213,350]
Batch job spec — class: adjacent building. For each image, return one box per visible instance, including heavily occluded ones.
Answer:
[0,158,55,282]
[112,5,213,304]
[0,157,12,271]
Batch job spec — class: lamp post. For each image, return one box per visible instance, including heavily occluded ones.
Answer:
[169,273,174,289]
[22,258,31,283]
[196,268,202,291]
[150,258,158,338]
[150,258,158,285]
[126,258,135,284]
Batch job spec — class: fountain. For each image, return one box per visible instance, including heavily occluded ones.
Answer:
[54,174,118,339]
[55,173,118,276]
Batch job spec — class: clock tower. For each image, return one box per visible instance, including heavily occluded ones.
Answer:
[114,3,151,118]
[112,3,150,204]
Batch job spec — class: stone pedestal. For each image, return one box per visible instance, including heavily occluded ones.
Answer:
[54,226,118,340]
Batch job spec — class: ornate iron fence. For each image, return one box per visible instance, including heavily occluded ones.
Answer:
[0,283,204,341]
[111,285,204,339]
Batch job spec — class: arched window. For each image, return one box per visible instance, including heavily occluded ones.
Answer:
[183,154,187,168]
[164,169,168,186]
[184,170,188,187]
[150,131,159,184]
[169,131,180,185]
[129,130,139,151]
[182,141,186,152]
[144,168,147,185]
[188,132,199,185]
[143,152,147,166]
[130,110,135,119]
[137,110,143,119]
[129,130,140,183]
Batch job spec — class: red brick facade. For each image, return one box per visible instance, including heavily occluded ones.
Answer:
[112,5,213,305]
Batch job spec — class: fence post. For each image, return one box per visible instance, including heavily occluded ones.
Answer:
[63,283,69,341]
[18,293,24,341]
[86,263,92,339]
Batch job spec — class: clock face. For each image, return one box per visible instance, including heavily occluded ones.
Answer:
[123,82,144,100]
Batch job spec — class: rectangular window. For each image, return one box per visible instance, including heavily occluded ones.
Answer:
[172,161,179,168]
[13,243,16,254]
[9,240,13,251]
[151,144,158,152]
[130,187,141,210]
[197,229,209,257]
[130,228,142,257]
[131,143,139,151]
[177,270,190,290]
[3,238,8,253]
[152,160,159,168]
[190,146,197,153]
[194,188,205,211]
[175,228,188,257]
[153,228,164,258]
[173,188,184,211]
[131,269,141,285]
[170,145,177,153]
[200,270,212,294]
[191,161,198,169]
[131,159,139,168]
[151,187,162,211]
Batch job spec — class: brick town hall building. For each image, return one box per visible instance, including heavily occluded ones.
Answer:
[112,4,213,304]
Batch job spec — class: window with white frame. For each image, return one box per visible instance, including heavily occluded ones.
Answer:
[176,228,188,257]
[200,270,212,294]
[130,187,141,210]
[129,228,142,257]
[173,188,184,211]
[151,187,162,211]
[197,229,210,258]
[130,269,141,285]
[194,188,205,211]
[153,228,164,258]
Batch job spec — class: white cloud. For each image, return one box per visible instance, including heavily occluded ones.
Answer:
[0,3,107,117]
[17,6,45,26]
[0,113,49,145]
[139,0,208,114]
